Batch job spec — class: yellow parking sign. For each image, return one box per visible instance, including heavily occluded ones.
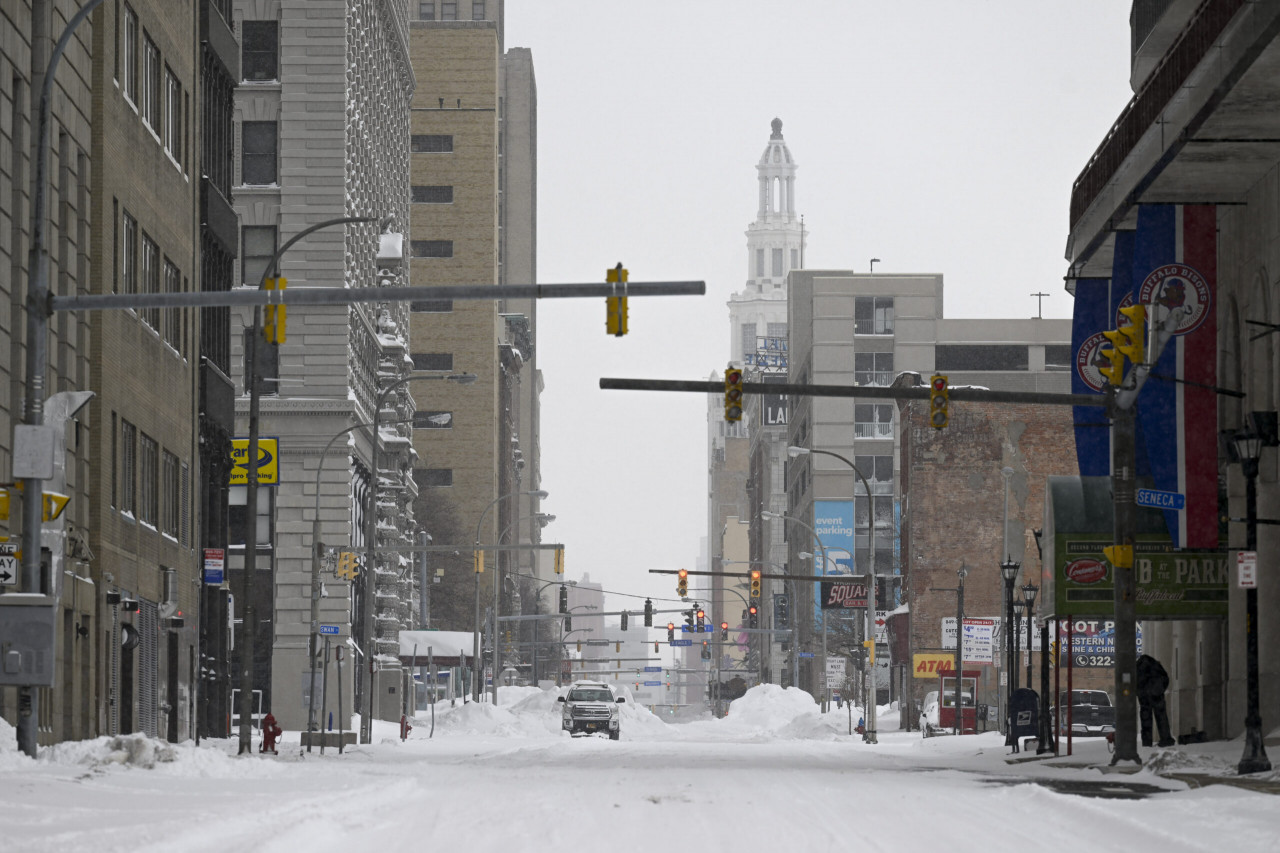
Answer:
[229,438,279,485]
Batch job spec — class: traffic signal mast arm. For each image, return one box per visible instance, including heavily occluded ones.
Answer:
[601,377,1099,407]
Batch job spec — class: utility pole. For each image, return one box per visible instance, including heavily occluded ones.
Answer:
[1108,396,1141,765]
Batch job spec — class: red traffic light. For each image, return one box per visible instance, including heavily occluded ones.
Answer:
[749,569,761,580]
[667,622,675,630]
[725,369,742,385]
[748,604,758,615]
[720,621,728,631]
[696,609,705,620]
[678,568,688,579]
[931,375,947,392]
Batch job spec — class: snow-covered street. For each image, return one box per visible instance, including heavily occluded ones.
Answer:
[4,685,1278,853]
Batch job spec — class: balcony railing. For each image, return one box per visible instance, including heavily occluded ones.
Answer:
[1069,0,1245,231]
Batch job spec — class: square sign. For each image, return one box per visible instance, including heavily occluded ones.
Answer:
[1238,551,1258,589]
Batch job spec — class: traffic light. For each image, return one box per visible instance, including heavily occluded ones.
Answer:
[558,585,569,614]
[621,611,629,632]
[701,640,711,661]
[605,264,629,336]
[724,367,745,422]
[1097,338,1126,385]
[336,551,360,580]
[676,568,688,598]
[565,614,572,632]
[720,621,729,641]
[683,610,695,631]
[1103,544,1134,568]
[655,642,660,653]
[263,277,287,344]
[696,608,705,629]
[667,623,675,642]
[749,569,762,599]
[929,374,949,429]
[748,604,759,629]
[777,594,789,627]
[1116,304,1147,364]
[644,598,653,627]
[553,545,564,575]
[1049,640,1060,666]
[474,549,485,574]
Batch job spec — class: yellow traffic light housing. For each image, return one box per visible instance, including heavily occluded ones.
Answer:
[263,277,287,344]
[1102,544,1133,568]
[553,545,564,575]
[1098,337,1126,386]
[929,374,949,429]
[749,569,762,599]
[336,551,360,580]
[677,568,688,598]
[1117,304,1147,364]
[474,549,485,574]
[606,264,629,337]
[724,367,744,422]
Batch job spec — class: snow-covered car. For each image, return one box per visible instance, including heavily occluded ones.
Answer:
[919,691,940,737]
[557,681,625,739]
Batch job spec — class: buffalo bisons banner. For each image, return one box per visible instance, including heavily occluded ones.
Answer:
[1071,205,1217,549]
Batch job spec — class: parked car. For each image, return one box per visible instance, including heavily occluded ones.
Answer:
[1054,689,1115,737]
[557,681,626,739]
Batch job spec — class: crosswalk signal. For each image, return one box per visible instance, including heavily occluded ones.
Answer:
[644,598,653,627]
[606,264,629,337]
[749,569,762,599]
[263,277,287,344]
[676,568,688,598]
[724,367,744,422]
[929,374,949,429]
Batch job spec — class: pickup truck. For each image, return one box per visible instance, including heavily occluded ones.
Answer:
[1056,689,1115,737]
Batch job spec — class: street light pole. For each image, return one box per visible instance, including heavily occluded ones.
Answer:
[1022,582,1038,692]
[359,371,476,744]
[473,489,548,702]
[955,566,967,735]
[787,446,879,742]
[1233,429,1271,775]
[1000,559,1019,748]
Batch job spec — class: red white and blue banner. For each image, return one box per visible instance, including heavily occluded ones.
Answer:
[1130,204,1218,549]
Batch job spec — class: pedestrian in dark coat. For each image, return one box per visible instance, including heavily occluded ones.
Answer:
[1136,654,1175,747]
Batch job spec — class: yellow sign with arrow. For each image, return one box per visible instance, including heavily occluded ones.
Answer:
[0,485,71,522]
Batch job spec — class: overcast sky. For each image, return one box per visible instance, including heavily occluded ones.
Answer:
[503,1,1136,621]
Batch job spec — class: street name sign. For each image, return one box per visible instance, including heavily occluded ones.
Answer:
[319,625,340,635]
[1135,488,1185,510]
[644,681,662,687]
[670,639,692,647]
[798,652,815,658]
[643,666,661,672]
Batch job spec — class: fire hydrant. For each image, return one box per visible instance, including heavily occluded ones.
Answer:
[400,714,413,741]
[260,712,283,754]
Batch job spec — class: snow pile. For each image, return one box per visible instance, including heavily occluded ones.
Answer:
[44,732,178,769]
[1142,745,1243,777]
[704,684,852,740]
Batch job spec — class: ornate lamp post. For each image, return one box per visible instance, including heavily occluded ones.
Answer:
[1232,429,1271,775]
[1021,582,1038,691]
[1000,559,1019,742]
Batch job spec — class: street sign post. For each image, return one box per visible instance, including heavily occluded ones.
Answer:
[1135,488,1185,510]
[1238,551,1257,589]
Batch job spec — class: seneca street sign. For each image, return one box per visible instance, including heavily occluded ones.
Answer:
[1135,488,1185,510]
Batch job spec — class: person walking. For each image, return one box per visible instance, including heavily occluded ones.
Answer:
[1136,654,1175,747]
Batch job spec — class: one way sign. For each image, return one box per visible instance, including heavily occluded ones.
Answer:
[0,544,18,586]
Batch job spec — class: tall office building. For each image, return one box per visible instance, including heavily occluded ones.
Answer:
[407,1,543,678]
[229,0,415,730]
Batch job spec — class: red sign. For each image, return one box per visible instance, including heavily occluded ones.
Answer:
[1064,558,1108,585]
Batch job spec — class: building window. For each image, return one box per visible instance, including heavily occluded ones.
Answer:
[854,403,894,439]
[121,211,137,295]
[122,4,138,104]
[163,259,182,351]
[755,248,764,278]
[854,351,893,387]
[111,414,118,508]
[740,323,756,359]
[411,240,453,258]
[472,0,486,19]
[241,21,279,81]
[139,432,158,528]
[411,353,454,371]
[411,134,453,153]
[441,1,457,20]
[772,248,783,277]
[1045,344,1072,372]
[413,411,453,429]
[411,299,453,313]
[141,233,160,331]
[180,461,190,547]
[164,68,182,163]
[241,225,277,286]
[935,344,1029,372]
[854,296,894,335]
[142,33,160,129]
[415,469,453,488]
[767,322,787,339]
[161,450,180,539]
[411,185,454,204]
[791,248,799,269]
[228,486,272,548]
[241,121,278,185]
[418,1,435,19]
[121,420,136,517]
